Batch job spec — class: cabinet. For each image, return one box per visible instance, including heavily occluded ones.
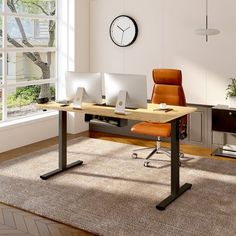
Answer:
[183,105,212,148]
[212,105,236,158]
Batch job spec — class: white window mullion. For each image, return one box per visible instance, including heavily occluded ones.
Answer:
[3,0,7,84]
[1,78,57,89]
[0,48,57,53]
[2,0,7,121]
[55,0,58,99]
[2,0,7,48]
[0,12,57,20]
[2,89,7,121]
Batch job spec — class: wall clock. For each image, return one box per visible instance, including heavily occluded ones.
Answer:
[109,15,138,47]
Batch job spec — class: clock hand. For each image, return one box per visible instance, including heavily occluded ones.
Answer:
[121,31,124,44]
[117,25,124,32]
[124,26,130,32]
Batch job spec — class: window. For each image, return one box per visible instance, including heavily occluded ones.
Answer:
[0,0,57,122]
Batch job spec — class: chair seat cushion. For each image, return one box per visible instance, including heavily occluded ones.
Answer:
[131,122,171,137]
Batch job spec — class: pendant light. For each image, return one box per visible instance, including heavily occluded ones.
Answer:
[195,0,220,42]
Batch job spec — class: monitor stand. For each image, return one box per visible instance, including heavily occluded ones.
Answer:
[73,87,84,109]
[115,90,128,115]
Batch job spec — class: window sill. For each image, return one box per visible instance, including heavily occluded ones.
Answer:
[0,111,58,131]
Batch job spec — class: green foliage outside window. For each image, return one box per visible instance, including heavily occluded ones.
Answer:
[7,85,55,108]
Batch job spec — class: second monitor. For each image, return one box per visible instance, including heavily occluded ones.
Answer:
[104,73,147,114]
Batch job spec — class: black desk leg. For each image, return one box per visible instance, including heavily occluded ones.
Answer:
[40,110,83,180]
[156,118,192,210]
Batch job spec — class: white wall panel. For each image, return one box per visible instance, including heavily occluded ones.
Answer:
[205,0,236,106]
[90,0,124,74]
[122,0,163,98]
[75,0,90,72]
[162,0,207,104]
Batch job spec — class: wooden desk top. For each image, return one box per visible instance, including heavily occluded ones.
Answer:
[36,102,197,123]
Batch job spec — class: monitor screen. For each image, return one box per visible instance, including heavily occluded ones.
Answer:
[104,73,147,109]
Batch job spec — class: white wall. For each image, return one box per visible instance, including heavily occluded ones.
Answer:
[75,0,90,72]
[90,0,236,106]
[0,114,58,153]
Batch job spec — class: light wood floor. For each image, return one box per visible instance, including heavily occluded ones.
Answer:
[0,131,235,236]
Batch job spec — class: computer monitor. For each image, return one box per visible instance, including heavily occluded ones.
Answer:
[104,73,147,114]
[65,72,103,109]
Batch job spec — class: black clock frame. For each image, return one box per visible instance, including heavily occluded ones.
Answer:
[109,15,138,47]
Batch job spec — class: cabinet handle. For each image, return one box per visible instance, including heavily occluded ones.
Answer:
[229,112,232,116]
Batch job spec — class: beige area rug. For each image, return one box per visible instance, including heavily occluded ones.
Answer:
[0,138,236,236]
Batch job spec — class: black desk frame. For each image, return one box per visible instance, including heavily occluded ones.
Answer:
[40,110,192,210]
[40,111,83,180]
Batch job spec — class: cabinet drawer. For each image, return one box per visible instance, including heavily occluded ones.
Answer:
[212,109,236,133]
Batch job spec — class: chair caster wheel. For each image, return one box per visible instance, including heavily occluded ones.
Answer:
[132,153,138,159]
[179,153,185,159]
[144,162,149,167]
[179,161,182,167]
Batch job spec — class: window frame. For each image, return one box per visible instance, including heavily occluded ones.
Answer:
[0,0,57,122]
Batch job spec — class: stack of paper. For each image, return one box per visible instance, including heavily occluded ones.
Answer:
[222,144,236,156]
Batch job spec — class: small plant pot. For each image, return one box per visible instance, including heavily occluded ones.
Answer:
[37,97,49,104]
[229,96,236,109]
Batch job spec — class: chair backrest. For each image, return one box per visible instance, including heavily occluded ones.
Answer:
[151,69,186,106]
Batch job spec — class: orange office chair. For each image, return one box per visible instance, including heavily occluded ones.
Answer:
[131,69,187,167]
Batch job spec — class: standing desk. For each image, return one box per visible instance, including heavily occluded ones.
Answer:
[36,102,197,210]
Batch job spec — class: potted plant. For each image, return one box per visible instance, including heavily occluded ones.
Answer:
[226,78,236,108]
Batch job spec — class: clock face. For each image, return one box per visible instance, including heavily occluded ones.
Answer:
[109,15,138,47]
